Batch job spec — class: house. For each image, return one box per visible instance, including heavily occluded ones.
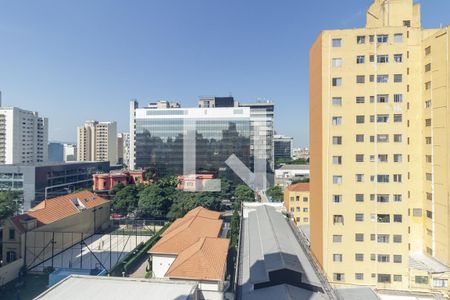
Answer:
[92,170,147,192]
[149,207,229,300]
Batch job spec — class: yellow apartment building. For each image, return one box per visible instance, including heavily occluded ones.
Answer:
[310,0,450,295]
[283,182,310,225]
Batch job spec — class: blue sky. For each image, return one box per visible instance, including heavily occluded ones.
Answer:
[1,0,449,147]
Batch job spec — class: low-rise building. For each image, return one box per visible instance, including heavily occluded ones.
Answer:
[283,183,310,226]
[274,164,309,187]
[92,170,146,192]
[0,161,110,210]
[177,174,217,192]
[149,207,228,300]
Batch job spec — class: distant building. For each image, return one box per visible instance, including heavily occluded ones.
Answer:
[121,133,130,168]
[149,207,229,300]
[77,121,118,164]
[198,96,235,108]
[177,174,215,192]
[48,142,64,162]
[0,161,109,210]
[0,191,110,285]
[284,183,310,226]
[63,144,77,162]
[292,147,309,161]
[273,135,293,160]
[0,106,48,165]
[92,170,146,192]
[275,164,309,187]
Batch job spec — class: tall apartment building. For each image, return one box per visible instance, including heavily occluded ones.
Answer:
[310,0,450,294]
[129,98,274,186]
[77,121,118,164]
[0,107,48,165]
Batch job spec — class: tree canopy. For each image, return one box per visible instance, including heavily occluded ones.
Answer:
[0,191,20,220]
[234,185,255,205]
[266,185,284,202]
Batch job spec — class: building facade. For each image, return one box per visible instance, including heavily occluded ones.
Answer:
[273,134,293,160]
[0,161,109,210]
[63,144,77,162]
[48,142,64,162]
[284,183,310,226]
[77,121,118,164]
[310,0,450,294]
[0,107,48,165]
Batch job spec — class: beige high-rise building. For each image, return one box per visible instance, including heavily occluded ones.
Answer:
[77,121,118,164]
[310,0,450,295]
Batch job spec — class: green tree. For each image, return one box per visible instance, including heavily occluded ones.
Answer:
[234,185,254,205]
[266,185,284,202]
[112,185,140,215]
[0,191,20,220]
[156,176,179,189]
[109,183,125,196]
[291,177,310,184]
[138,185,173,218]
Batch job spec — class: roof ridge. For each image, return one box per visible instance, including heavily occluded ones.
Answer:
[166,237,206,275]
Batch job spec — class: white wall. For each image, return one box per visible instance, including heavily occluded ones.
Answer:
[0,258,24,286]
[198,281,224,300]
[152,254,176,278]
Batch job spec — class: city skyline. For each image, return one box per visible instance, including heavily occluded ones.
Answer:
[1,0,449,147]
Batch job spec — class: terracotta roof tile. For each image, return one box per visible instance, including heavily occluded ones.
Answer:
[150,215,223,255]
[24,191,108,226]
[163,206,221,237]
[165,237,229,281]
[285,182,310,192]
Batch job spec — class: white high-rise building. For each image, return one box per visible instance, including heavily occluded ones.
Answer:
[0,107,48,165]
[63,143,77,162]
[118,133,130,168]
[77,121,118,164]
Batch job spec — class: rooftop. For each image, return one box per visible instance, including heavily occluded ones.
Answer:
[409,252,450,273]
[34,275,198,300]
[166,237,229,281]
[285,182,310,192]
[12,191,108,227]
[277,164,310,171]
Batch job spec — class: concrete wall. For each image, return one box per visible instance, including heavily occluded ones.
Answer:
[152,254,176,278]
[0,258,24,286]
[198,280,224,300]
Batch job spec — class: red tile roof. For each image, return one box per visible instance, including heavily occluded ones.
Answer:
[22,190,108,226]
[285,182,310,192]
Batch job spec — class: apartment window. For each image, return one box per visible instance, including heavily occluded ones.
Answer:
[394,134,402,143]
[425,46,431,55]
[333,195,343,203]
[378,154,388,162]
[394,74,403,83]
[377,194,389,203]
[425,81,432,90]
[378,214,390,223]
[356,115,365,124]
[369,75,375,82]
[356,134,364,142]
[377,74,389,83]
[377,94,389,103]
[377,34,388,43]
[333,176,342,184]
[333,273,345,281]
[376,175,389,183]
[355,254,364,262]
[394,54,403,63]
[369,55,375,62]
[433,279,448,288]
[377,234,389,243]
[426,192,432,200]
[426,173,432,181]
[332,116,342,125]
[332,78,342,87]
[394,94,403,103]
[355,96,365,104]
[332,136,342,145]
[333,235,342,243]
[394,33,403,43]
[355,273,364,281]
[394,174,402,183]
[369,35,375,43]
[378,254,390,263]
[426,210,433,219]
[303,218,309,223]
[394,154,402,163]
[377,114,389,123]
[425,63,431,72]
[403,20,411,27]
[333,215,344,224]
[355,194,364,202]
[356,55,365,64]
[355,174,364,182]
[332,97,342,106]
[426,155,432,163]
[9,229,15,240]
[394,214,403,223]
[393,235,402,243]
[355,154,364,162]
[425,119,431,127]
[355,233,364,242]
[370,136,375,143]
[332,58,343,68]
[425,100,432,108]
[415,276,429,285]
[357,36,366,44]
[355,213,364,222]
[377,55,389,63]
[394,114,402,122]
[332,38,342,48]
[356,75,365,84]
[378,274,391,283]
[303,197,308,202]
[296,196,300,201]
[333,254,343,262]
[426,137,432,144]
[377,134,389,142]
